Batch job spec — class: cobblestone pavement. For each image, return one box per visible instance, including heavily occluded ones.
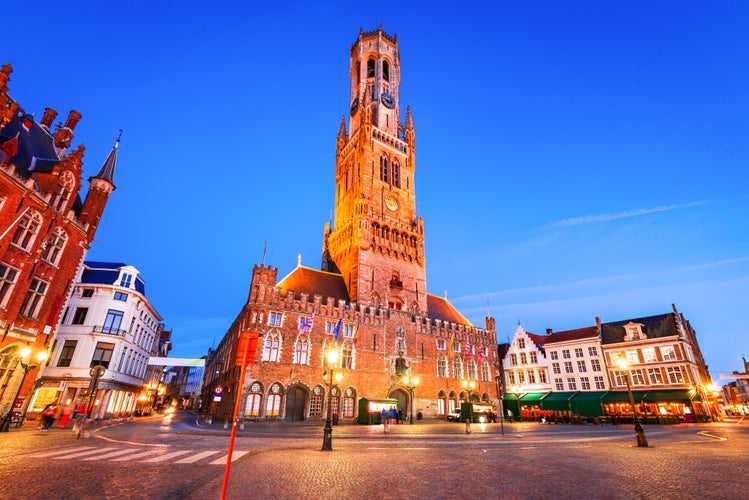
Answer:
[0,414,745,499]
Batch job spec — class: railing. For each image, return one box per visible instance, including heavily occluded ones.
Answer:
[92,325,127,337]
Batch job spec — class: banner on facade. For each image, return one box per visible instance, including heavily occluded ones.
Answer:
[235,331,259,366]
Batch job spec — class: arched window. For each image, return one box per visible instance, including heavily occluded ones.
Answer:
[261,331,281,362]
[343,388,356,418]
[341,341,354,369]
[392,161,400,188]
[356,62,361,84]
[480,362,491,382]
[244,382,263,416]
[293,336,310,365]
[380,156,389,183]
[367,59,375,78]
[309,386,324,418]
[466,360,477,380]
[42,228,67,266]
[266,383,283,417]
[20,277,48,318]
[382,60,390,81]
[437,390,447,416]
[437,355,447,378]
[12,211,42,250]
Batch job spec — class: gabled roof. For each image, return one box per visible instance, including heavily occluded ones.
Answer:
[427,294,473,327]
[544,326,599,345]
[0,109,59,176]
[277,266,350,304]
[600,313,678,344]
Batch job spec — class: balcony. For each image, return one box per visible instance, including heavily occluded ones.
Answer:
[389,279,403,289]
[92,325,127,337]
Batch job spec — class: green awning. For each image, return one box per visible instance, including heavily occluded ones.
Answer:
[519,392,549,402]
[602,391,649,403]
[642,390,693,403]
[569,391,607,417]
[502,393,519,401]
[540,392,577,411]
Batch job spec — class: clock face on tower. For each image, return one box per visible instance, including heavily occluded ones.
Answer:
[380,91,395,109]
[385,195,399,211]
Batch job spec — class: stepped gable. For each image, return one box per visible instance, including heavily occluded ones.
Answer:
[276,265,350,303]
[427,294,473,327]
[525,332,548,352]
[544,326,599,344]
[600,313,676,344]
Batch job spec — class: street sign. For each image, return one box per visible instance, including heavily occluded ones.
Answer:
[214,386,223,395]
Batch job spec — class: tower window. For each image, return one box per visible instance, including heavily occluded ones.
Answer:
[367,59,375,78]
[382,61,390,81]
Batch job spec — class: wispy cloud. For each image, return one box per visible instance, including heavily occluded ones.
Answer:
[452,256,749,305]
[545,201,705,229]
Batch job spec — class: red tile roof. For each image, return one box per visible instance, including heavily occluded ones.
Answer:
[277,266,350,303]
[275,266,474,327]
[427,294,473,327]
[544,326,599,344]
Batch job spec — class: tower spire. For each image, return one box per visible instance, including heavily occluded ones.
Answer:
[92,130,121,185]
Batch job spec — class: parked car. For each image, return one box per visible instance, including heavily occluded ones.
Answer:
[446,409,462,422]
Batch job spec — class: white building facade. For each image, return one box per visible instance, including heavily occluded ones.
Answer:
[33,261,163,419]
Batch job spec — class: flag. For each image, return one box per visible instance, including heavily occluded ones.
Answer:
[448,338,454,359]
[0,133,18,163]
[478,347,485,362]
[465,341,472,359]
[353,325,359,345]
[297,313,314,335]
[333,318,342,342]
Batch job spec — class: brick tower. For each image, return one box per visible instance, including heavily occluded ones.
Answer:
[322,25,427,314]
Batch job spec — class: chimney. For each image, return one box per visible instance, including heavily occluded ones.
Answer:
[64,110,82,130]
[546,328,552,335]
[41,107,58,129]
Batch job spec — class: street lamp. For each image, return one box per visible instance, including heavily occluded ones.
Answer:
[0,344,48,432]
[402,375,420,424]
[616,356,648,447]
[461,379,476,401]
[321,347,342,451]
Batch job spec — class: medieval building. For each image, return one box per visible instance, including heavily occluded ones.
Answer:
[202,27,498,422]
[0,64,117,428]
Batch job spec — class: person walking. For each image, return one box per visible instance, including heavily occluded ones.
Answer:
[40,404,55,431]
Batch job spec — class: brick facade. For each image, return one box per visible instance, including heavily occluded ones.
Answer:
[202,28,498,423]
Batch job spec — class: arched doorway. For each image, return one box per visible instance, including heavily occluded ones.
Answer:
[388,388,408,422]
[285,385,307,422]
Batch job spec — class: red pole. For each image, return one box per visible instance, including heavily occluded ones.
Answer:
[220,334,250,500]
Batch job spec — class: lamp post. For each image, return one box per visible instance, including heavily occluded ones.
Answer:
[402,375,420,424]
[321,348,342,451]
[616,356,648,447]
[1,344,48,432]
[495,375,505,435]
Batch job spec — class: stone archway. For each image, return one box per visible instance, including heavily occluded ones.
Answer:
[285,385,308,422]
[388,387,409,422]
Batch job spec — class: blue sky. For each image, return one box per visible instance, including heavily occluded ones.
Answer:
[4,1,748,382]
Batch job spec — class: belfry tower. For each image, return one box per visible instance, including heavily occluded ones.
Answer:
[322,26,427,314]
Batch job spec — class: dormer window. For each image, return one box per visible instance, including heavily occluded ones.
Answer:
[119,273,133,288]
[624,322,645,341]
